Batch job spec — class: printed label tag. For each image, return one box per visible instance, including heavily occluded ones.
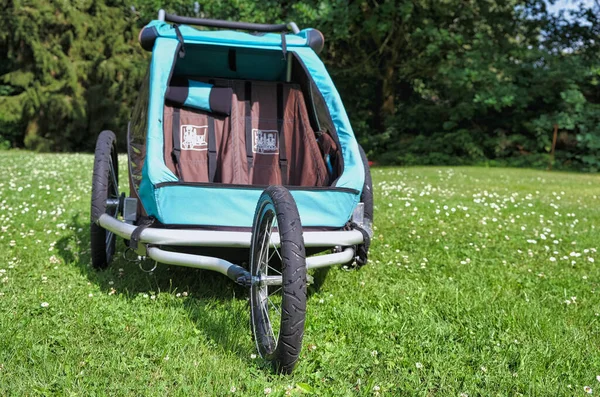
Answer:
[181,124,208,151]
[252,128,279,155]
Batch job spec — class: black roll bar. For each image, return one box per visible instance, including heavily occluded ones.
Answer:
[159,9,300,34]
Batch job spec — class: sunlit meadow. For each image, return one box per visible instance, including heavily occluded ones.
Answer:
[0,150,599,396]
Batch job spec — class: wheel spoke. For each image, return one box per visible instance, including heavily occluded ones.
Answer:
[260,294,274,338]
[257,220,270,271]
[108,160,119,198]
[105,231,114,247]
[267,264,281,275]
[268,219,284,264]
[271,245,283,263]
[268,247,283,264]
[268,296,281,315]
[264,312,275,341]
[268,287,282,297]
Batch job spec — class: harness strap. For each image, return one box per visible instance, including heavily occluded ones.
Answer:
[171,107,184,180]
[244,81,253,175]
[207,115,217,182]
[129,217,156,251]
[173,25,186,58]
[280,32,287,60]
[207,79,218,183]
[277,83,288,185]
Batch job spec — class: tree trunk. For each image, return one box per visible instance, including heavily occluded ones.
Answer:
[381,63,395,118]
[373,61,396,133]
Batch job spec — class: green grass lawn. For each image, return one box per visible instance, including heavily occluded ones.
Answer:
[1,150,599,396]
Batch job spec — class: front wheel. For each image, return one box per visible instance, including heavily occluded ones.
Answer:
[249,186,307,374]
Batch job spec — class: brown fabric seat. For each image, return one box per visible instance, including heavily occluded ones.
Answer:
[163,78,329,187]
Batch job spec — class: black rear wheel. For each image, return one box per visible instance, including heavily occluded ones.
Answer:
[355,144,373,267]
[358,144,373,229]
[249,186,307,374]
[90,130,119,269]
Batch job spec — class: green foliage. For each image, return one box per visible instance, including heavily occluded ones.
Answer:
[0,0,147,151]
[0,0,599,171]
[291,0,600,171]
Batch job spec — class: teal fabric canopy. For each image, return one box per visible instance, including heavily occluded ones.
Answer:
[138,21,364,228]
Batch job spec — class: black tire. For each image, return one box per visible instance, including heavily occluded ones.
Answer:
[90,130,119,269]
[352,145,373,267]
[358,144,373,226]
[249,186,307,374]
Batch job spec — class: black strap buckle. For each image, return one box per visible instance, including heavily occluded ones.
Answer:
[130,217,156,251]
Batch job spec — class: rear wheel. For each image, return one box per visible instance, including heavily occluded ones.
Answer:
[249,186,307,374]
[90,130,119,269]
[356,145,373,267]
[358,144,373,230]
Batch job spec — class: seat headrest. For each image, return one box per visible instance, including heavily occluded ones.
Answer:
[166,77,232,116]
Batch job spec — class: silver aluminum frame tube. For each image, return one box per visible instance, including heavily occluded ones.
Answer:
[146,246,356,286]
[98,214,364,248]
[147,246,241,276]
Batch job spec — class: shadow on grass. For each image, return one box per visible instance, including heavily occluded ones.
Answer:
[56,215,254,361]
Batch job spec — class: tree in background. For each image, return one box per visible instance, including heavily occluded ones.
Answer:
[0,0,598,171]
[0,0,147,151]
[538,1,600,170]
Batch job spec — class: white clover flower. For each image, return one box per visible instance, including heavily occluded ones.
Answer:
[264,387,272,394]
[415,362,423,369]
[40,302,49,308]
